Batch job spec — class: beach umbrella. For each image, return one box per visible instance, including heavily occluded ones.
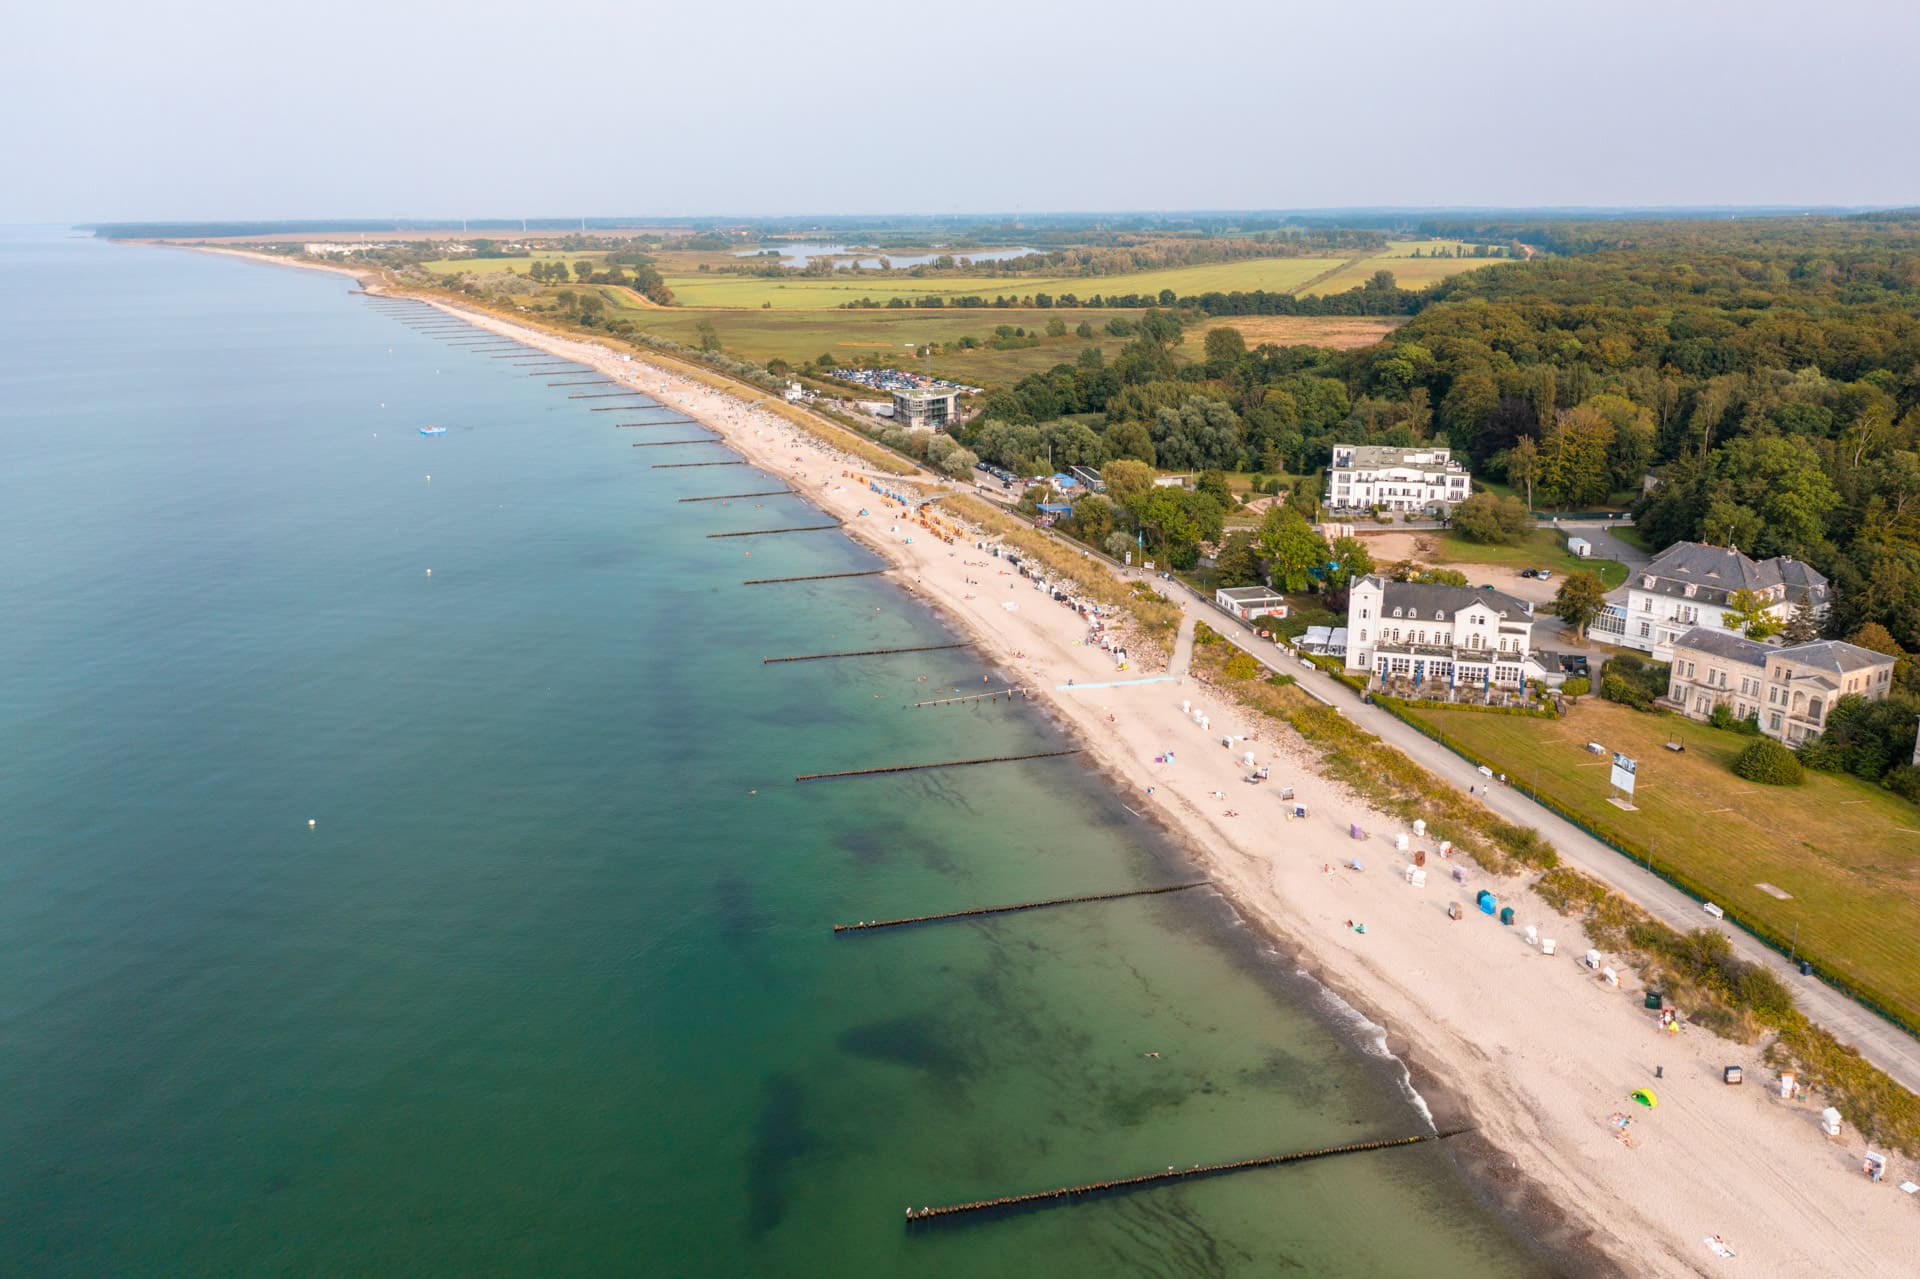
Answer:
[1630,1088,1658,1108]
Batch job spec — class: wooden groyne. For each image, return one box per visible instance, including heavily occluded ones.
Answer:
[742,568,883,583]
[904,1129,1470,1225]
[549,380,616,388]
[796,747,1081,781]
[911,687,1028,707]
[834,881,1208,935]
[708,523,841,538]
[616,420,701,428]
[769,641,967,665]
[569,391,649,400]
[632,439,725,448]
[683,490,797,503]
[653,460,747,468]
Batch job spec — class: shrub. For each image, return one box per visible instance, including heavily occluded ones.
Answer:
[1707,703,1760,734]
[1193,621,1224,646]
[1885,764,1920,805]
[1733,738,1804,786]
[1599,655,1669,711]
[1795,737,1845,772]
[1223,653,1261,681]
[1266,672,1297,687]
[1561,677,1591,698]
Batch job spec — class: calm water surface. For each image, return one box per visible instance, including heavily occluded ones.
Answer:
[0,231,1546,1276]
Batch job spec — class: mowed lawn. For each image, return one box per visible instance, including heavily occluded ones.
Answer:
[658,257,1350,309]
[1406,697,1920,1027]
[1437,529,1630,590]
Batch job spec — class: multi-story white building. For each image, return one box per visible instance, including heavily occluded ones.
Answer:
[1346,576,1537,691]
[1594,541,1828,662]
[1327,444,1471,515]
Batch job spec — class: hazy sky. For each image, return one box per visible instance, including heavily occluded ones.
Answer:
[7,0,1916,222]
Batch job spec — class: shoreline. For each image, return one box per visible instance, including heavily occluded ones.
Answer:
[224,256,1917,1276]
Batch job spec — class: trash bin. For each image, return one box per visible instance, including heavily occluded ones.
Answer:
[1798,960,1813,976]
[1499,906,1515,926]
[1644,991,1663,1010]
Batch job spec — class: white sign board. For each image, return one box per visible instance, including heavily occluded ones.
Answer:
[1610,752,1638,796]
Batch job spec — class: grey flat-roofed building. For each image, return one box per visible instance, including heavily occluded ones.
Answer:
[891,387,959,431]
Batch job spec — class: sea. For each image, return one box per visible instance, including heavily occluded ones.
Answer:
[0,229,1550,1277]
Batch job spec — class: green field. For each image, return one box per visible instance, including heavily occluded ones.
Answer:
[589,296,1404,385]
[1302,243,1506,295]
[1437,529,1630,589]
[657,257,1351,310]
[1402,697,1920,1029]
[421,250,594,277]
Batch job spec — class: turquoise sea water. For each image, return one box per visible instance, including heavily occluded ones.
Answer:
[0,232,1547,1276]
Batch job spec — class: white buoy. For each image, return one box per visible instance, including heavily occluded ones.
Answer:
[426,568,432,576]
[308,819,316,829]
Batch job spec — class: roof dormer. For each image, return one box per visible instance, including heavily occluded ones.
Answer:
[1642,575,1654,589]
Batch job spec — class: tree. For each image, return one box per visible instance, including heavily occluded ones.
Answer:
[1781,598,1821,644]
[1257,506,1330,592]
[1101,459,1156,503]
[1450,491,1530,544]
[1104,531,1136,561]
[694,318,721,352]
[1212,531,1261,587]
[1553,570,1608,639]
[1327,535,1374,588]
[1722,588,1783,639]
[1503,436,1540,510]
[1847,622,1913,690]
[937,446,978,479]
[1075,321,1094,339]
[1537,405,1615,507]
[1045,317,1067,337]
[1203,326,1247,377]
[573,260,594,282]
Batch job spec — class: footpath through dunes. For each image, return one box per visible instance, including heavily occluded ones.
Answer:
[338,282,1917,1277]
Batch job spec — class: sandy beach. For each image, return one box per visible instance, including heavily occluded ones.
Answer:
[342,283,1914,1276]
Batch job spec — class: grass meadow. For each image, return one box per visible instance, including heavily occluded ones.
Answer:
[1402,696,1920,1029]
[1438,528,1632,589]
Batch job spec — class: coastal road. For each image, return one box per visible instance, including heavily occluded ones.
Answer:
[1142,575,1920,1096]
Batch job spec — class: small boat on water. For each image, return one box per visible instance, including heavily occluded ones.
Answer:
[419,425,447,436]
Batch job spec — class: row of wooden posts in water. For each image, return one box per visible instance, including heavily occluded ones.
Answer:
[904,1129,1473,1225]
[378,300,1449,1232]
[385,306,1307,1225]
[832,881,1210,934]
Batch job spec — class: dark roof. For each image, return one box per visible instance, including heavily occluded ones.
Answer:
[1635,542,1828,608]
[1672,628,1894,677]
[1365,576,1532,621]
[1779,639,1894,676]
[1671,627,1771,666]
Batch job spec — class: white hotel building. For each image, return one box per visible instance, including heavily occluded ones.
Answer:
[1346,576,1538,691]
[1589,541,1829,663]
[1327,444,1472,516]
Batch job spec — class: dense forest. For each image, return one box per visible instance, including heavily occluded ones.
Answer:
[952,215,1920,653]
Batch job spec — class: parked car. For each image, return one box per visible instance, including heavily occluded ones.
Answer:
[1536,570,1553,581]
[1518,568,1537,579]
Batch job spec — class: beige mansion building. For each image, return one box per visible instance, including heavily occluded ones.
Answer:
[1664,626,1895,744]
